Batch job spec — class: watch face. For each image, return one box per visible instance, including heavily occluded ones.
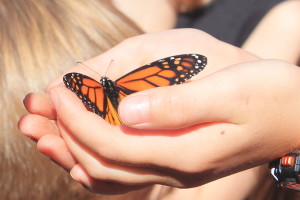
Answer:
[269,153,300,191]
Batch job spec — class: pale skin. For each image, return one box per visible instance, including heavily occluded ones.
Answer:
[242,0,300,63]
[111,0,178,32]
[18,29,300,195]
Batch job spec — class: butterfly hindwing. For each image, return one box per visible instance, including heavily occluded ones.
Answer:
[115,54,207,95]
[105,98,122,125]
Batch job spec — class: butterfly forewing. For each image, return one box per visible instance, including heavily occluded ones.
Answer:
[115,54,207,94]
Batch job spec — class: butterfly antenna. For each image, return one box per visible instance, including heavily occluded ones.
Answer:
[77,61,101,76]
[104,59,114,77]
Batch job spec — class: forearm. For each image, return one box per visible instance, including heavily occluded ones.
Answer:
[242,1,300,64]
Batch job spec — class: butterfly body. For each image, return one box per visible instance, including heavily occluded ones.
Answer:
[99,76,120,111]
[64,54,207,125]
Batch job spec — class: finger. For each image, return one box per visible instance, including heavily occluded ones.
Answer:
[58,117,179,186]
[23,93,57,119]
[18,114,59,140]
[48,86,168,168]
[37,134,76,170]
[48,86,242,175]
[118,59,300,130]
[70,164,149,194]
[119,68,243,129]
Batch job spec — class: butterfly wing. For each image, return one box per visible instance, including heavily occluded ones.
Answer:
[115,54,207,95]
[63,73,122,125]
[104,97,122,125]
[64,54,207,126]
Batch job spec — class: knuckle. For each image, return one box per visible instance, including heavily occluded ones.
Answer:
[216,74,243,101]
[150,88,190,127]
[85,168,101,179]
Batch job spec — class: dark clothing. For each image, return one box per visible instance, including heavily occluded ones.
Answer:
[176,0,286,47]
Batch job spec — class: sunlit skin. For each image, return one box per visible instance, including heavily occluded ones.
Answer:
[18,29,300,196]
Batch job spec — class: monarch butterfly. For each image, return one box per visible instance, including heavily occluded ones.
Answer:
[63,54,207,125]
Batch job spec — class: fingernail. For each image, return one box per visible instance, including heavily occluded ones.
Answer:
[70,165,89,184]
[23,93,31,105]
[119,95,150,125]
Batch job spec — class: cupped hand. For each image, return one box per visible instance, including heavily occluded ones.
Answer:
[18,29,268,194]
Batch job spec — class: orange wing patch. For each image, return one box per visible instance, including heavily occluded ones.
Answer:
[105,98,122,125]
[146,76,171,86]
[118,66,162,83]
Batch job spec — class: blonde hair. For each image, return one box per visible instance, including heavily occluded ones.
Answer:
[0,0,143,199]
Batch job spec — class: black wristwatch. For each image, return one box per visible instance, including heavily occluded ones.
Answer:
[269,153,300,191]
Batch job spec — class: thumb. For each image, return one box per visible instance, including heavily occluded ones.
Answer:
[119,73,237,129]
